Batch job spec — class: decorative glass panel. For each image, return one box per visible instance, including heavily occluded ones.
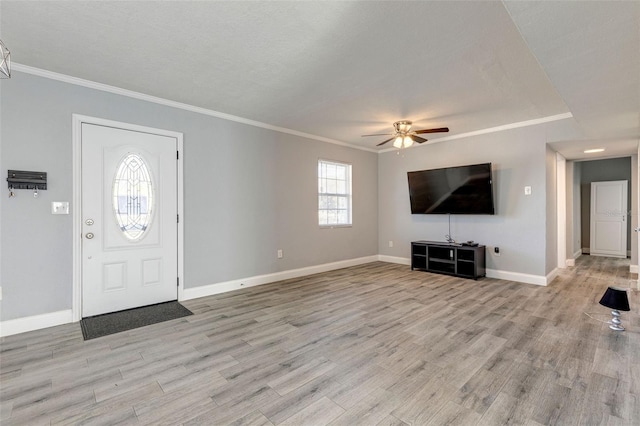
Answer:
[112,153,154,240]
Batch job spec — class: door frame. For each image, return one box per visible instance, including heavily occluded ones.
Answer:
[557,152,567,269]
[72,114,184,322]
[589,179,628,258]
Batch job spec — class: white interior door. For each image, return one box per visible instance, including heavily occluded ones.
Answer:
[590,180,628,258]
[82,123,178,317]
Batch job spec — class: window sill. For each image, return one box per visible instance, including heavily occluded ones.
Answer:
[319,224,353,229]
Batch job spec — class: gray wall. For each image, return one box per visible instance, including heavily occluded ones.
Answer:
[0,71,378,321]
[579,157,632,254]
[377,126,550,277]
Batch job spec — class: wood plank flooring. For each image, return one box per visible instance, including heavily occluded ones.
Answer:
[1,255,638,425]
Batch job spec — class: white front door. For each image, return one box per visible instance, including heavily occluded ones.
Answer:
[81,123,178,317]
[590,180,628,258]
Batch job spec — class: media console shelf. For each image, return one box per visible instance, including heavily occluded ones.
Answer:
[411,240,486,280]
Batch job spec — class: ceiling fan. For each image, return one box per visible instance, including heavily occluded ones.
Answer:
[362,120,449,148]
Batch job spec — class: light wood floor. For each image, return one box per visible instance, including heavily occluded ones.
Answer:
[1,256,638,425]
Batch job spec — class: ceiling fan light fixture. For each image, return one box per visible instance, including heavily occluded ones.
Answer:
[394,120,412,133]
[364,121,448,148]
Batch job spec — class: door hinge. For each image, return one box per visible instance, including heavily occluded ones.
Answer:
[177,214,179,223]
[177,151,179,160]
[177,277,180,287]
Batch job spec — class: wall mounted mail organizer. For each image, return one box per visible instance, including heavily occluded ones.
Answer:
[7,170,47,197]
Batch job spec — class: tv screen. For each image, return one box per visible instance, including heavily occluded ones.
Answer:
[407,163,495,214]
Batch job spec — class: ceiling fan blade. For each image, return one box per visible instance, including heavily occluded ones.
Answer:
[413,135,428,144]
[413,127,450,135]
[376,137,395,146]
[362,133,393,137]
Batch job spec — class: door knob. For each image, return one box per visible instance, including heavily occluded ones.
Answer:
[86,232,94,239]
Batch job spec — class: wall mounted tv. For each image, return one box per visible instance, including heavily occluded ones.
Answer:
[407,162,495,215]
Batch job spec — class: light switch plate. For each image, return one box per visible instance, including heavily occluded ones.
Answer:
[524,186,532,195]
[51,201,70,215]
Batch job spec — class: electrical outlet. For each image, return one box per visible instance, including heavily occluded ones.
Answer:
[524,186,532,196]
[388,240,394,248]
[494,247,501,256]
[277,249,283,259]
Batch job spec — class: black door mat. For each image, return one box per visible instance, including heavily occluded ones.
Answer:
[80,301,193,340]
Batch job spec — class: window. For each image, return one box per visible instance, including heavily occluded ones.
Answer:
[112,153,154,240]
[318,159,352,226]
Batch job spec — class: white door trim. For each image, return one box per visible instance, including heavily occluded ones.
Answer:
[589,180,628,258]
[556,152,567,269]
[72,114,184,322]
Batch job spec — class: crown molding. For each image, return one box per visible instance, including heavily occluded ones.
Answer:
[12,63,378,153]
[12,63,572,155]
[378,112,574,153]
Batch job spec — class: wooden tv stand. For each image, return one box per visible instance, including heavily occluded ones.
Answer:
[411,241,486,280]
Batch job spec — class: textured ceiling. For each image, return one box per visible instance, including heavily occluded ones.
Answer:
[1,1,638,158]
[504,1,640,160]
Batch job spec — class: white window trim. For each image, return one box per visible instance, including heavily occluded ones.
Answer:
[318,159,352,228]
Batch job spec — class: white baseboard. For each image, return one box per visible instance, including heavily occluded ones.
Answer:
[0,310,73,337]
[485,269,548,286]
[546,268,559,285]
[631,265,639,274]
[573,249,582,259]
[182,255,379,301]
[379,256,550,286]
[566,259,575,267]
[377,255,411,265]
[582,247,590,254]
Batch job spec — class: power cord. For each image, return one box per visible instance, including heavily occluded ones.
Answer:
[583,312,611,324]
[445,214,455,243]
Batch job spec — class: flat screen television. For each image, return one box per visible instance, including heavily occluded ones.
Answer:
[407,163,495,215]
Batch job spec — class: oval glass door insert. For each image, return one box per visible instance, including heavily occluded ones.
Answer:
[112,153,154,240]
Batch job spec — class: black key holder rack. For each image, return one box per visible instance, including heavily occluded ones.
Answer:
[7,170,47,198]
